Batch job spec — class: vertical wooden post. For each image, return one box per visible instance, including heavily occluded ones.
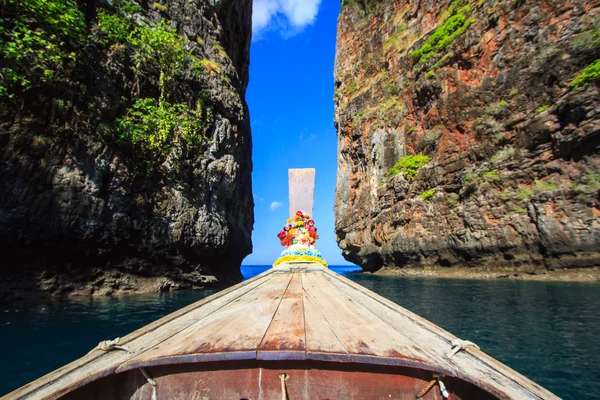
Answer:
[288,169,315,218]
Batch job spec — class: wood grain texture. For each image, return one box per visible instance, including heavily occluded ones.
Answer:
[3,265,559,400]
[302,272,350,361]
[117,272,294,369]
[257,272,306,360]
[288,168,315,218]
[302,271,446,369]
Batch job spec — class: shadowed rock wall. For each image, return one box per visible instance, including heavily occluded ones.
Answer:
[0,0,253,298]
[334,0,600,273]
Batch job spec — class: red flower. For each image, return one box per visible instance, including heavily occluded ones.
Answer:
[296,210,304,217]
[283,226,289,231]
[307,219,315,226]
[308,226,317,232]
[277,231,286,240]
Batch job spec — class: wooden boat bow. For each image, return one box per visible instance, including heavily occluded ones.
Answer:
[3,264,559,400]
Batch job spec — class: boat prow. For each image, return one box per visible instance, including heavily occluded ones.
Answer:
[3,263,559,400]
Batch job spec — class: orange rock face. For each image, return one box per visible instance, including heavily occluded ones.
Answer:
[334,0,600,272]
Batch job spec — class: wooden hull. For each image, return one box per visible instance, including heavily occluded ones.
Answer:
[62,360,497,400]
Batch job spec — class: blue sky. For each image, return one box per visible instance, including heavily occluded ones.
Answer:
[242,0,353,266]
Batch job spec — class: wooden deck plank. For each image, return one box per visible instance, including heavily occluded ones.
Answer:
[302,272,351,361]
[320,269,559,400]
[316,270,461,370]
[257,272,306,360]
[301,271,443,371]
[117,272,294,369]
[4,269,278,400]
[288,168,315,218]
[320,268,457,340]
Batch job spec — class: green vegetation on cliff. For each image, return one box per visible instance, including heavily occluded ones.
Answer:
[411,3,475,64]
[116,98,208,160]
[419,187,436,200]
[571,59,600,89]
[574,173,600,194]
[0,0,86,97]
[387,154,430,180]
[1,0,216,170]
[97,4,211,165]
[569,22,600,88]
[508,179,560,201]
[98,8,202,97]
[445,192,460,207]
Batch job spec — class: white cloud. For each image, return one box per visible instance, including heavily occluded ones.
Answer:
[253,193,264,202]
[253,0,279,35]
[252,0,322,39]
[281,0,320,27]
[270,201,283,211]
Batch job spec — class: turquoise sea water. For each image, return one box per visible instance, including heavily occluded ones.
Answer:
[1,265,599,399]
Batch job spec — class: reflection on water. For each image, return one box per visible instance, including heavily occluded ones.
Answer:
[0,266,598,400]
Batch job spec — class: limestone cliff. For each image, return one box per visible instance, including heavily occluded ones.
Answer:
[0,0,253,298]
[334,0,600,273]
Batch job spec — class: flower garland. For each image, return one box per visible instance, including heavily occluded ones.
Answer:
[277,210,319,248]
[273,255,326,267]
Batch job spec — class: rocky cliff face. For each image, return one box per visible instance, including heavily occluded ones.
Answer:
[0,0,253,299]
[334,0,600,273]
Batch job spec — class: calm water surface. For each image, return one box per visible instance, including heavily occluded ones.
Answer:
[1,265,599,400]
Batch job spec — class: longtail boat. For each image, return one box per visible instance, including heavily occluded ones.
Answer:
[2,170,560,400]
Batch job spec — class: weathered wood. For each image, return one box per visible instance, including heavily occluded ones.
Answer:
[302,272,350,362]
[319,268,558,400]
[3,268,278,400]
[117,272,294,370]
[302,270,454,374]
[3,263,560,400]
[315,270,461,370]
[288,168,315,217]
[257,272,306,360]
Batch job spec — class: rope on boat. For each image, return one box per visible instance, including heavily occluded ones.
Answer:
[446,338,479,358]
[416,373,446,399]
[415,379,437,398]
[139,367,157,400]
[279,373,289,400]
[91,337,130,353]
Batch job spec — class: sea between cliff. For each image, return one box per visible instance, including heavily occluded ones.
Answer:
[2,266,599,400]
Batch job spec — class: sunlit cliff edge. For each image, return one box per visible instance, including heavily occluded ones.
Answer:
[334,0,600,275]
